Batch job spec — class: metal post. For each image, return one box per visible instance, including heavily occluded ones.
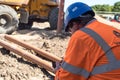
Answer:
[56,0,64,34]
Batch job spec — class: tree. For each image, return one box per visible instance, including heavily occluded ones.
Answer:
[92,4,112,12]
[112,1,120,12]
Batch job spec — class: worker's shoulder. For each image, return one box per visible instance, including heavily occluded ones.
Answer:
[88,20,118,31]
[71,30,90,40]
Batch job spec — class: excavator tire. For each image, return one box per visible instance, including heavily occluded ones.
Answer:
[0,5,19,34]
[48,7,59,30]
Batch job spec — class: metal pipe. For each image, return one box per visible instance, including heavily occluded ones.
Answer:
[0,39,54,73]
[56,0,64,33]
[4,35,62,62]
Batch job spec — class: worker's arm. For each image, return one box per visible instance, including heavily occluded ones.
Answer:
[54,31,94,80]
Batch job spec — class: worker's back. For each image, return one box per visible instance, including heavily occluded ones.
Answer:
[55,20,120,80]
[84,20,120,80]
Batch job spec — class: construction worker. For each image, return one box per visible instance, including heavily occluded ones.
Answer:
[54,2,120,80]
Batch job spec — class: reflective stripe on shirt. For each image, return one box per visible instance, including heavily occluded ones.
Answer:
[61,61,90,78]
[81,28,116,62]
[91,60,120,75]
[61,27,120,78]
[81,28,120,75]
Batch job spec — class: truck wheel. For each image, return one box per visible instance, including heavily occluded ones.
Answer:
[48,8,59,30]
[0,5,19,34]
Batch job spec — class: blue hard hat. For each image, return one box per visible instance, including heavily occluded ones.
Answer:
[64,2,94,32]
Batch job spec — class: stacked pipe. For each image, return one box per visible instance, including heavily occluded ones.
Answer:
[0,34,62,73]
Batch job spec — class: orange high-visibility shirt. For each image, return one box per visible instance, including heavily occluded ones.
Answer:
[55,20,120,80]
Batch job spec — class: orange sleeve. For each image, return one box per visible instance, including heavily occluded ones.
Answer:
[55,31,93,80]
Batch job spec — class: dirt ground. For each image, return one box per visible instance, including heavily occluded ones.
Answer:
[0,22,70,80]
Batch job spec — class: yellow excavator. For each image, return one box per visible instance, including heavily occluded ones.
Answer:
[0,0,59,34]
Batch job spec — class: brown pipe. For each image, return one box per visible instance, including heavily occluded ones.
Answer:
[0,39,54,73]
[57,0,64,33]
[4,35,62,62]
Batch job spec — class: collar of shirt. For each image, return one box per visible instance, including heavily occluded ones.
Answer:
[84,18,96,28]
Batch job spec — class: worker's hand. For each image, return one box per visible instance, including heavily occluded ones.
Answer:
[52,60,62,73]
